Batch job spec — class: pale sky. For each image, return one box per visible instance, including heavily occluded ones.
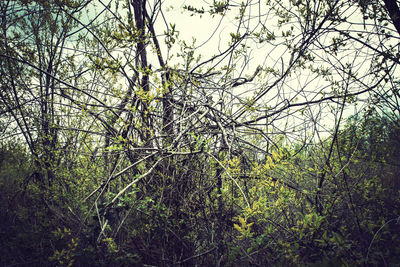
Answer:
[78,0,399,144]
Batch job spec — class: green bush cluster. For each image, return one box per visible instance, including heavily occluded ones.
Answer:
[1,114,399,266]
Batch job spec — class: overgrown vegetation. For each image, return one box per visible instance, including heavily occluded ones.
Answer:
[1,112,399,266]
[1,0,400,266]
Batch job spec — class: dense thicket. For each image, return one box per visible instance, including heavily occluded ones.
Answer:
[1,113,399,266]
[1,0,400,266]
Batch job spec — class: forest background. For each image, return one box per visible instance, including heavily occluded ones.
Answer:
[1,0,400,266]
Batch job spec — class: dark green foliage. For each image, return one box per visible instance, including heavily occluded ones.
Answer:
[0,143,53,266]
[1,112,400,266]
